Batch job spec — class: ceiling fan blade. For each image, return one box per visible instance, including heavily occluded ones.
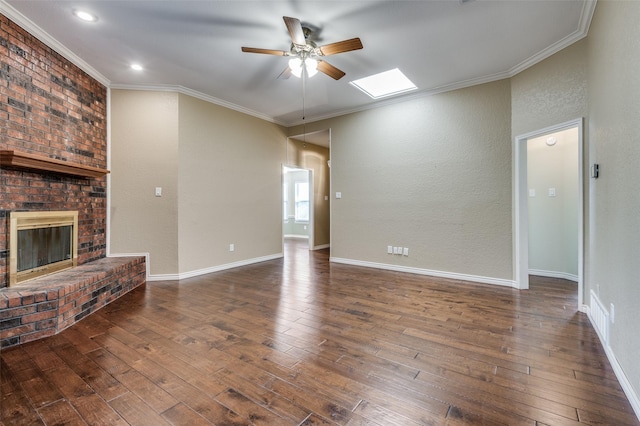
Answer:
[319,38,363,56]
[278,67,292,80]
[317,60,346,80]
[241,47,288,56]
[283,16,306,46]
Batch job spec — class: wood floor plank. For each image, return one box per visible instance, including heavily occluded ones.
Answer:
[214,367,311,424]
[69,393,129,426]
[161,402,212,426]
[494,364,636,421]
[36,399,85,426]
[3,362,64,408]
[109,391,171,425]
[2,240,638,426]
[214,387,296,425]
[352,399,429,426]
[0,359,45,425]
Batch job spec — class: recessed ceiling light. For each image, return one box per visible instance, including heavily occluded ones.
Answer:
[73,9,97,22]
[350,68,417,99]
[131,64,143,71]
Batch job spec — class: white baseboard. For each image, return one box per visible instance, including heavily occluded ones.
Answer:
[529,269,578,282]
[329,257,516,288]
[109,252,284,282]
[147,273,180,281]
[312,244,330,250]
[585,305,640,421]
[284,234,309,239]
[174,253,283,281]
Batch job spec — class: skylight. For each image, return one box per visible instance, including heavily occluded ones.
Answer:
[349,68,417,99]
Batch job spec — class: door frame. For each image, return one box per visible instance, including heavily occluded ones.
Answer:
[514,117,585,310]
[282,165,314,250]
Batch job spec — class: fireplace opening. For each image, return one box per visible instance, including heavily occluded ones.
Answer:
[9,211,78,286]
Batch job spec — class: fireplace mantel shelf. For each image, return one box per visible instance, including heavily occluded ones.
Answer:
[0,150,109,178]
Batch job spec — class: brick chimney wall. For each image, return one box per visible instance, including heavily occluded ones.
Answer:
[0,14,108,288]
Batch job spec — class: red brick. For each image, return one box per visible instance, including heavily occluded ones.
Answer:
[21,310,56,324]
[8,297,22,308]
[58,302,75,316]
[0,305,37,320]
[20,329,56,344]
[35,318,57,331]
[0,324,35,339]
[18,294,35,305]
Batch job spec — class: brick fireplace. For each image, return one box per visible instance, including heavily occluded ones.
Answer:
[0,13,146,347]
[0,13,108,288]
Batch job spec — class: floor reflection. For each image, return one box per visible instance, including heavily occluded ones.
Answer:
[274,239,327,350]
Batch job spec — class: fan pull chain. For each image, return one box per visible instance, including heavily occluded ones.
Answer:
[302,65,307,143]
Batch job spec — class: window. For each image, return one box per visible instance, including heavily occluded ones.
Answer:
[295,181,309,222]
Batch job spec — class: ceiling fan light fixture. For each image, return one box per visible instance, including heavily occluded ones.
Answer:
[288,57,318,78]
[289,57,303,77]
[305,58,318,77]
[73,9,97,22]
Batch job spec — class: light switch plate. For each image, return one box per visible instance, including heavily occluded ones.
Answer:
[155,187,162,197]
[548,188,556,197]
[335,192,342,199]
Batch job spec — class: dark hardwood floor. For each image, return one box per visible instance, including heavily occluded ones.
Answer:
[1,239,638,425]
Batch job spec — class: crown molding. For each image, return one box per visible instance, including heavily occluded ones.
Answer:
[109,83,287,127]
[508,0,595,76]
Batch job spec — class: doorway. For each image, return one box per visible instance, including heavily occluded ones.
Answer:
[514,118,585,309]
[282,166,313,249]
[284,130,331,253]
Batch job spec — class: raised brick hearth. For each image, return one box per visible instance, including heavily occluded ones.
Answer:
[0,256,145,348]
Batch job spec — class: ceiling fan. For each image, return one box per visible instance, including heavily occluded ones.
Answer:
[241,16,363,80]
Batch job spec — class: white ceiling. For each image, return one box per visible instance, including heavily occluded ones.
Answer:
[2,0,594,128]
